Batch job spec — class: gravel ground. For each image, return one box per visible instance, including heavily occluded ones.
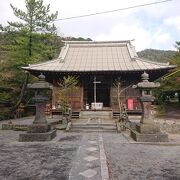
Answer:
[0,131,82,180]
[103,133,180,180]
[0,125,180,179]
[0,130,180,180]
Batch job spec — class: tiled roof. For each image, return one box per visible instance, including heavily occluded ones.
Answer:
[23,41,175,72]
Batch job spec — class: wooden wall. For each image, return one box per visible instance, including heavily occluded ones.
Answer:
[67,87,83,110]
[52,86,83,110]
[110,86,141,110]
[110,86,125,109]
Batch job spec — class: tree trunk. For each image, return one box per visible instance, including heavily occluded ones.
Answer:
[178,92,180,102]
[10,72,30,114]
[29,34,32,56]
[29,10,33,57]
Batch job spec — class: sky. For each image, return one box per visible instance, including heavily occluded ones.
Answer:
[0,0,180,51]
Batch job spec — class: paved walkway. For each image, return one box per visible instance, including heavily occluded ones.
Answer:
[0,129,180,179]
[0,117,180,179]
[69,133,110,180]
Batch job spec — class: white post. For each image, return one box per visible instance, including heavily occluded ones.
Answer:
[93,76,101,104]
[94,76,97,103]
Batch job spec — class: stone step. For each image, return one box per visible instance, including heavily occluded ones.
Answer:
[71,116,79,119]
[71,111,80,119]
[79,110,113,119]
[70,122,117,132]
[71,125,117,130]
[70,128,117,133]
[72,123,116,126]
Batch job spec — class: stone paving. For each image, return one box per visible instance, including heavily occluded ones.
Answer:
[69,133,109,180]
[0,118,180,179]
[69,133,101,180]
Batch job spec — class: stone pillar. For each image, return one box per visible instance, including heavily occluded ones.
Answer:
[34,102,47,124]
[28,99,51,133]
[136,97,160,134]
[140,101,152,123]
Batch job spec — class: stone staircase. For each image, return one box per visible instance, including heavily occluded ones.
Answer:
[79,110,113,119]
[70,118,117,132]
[113,111,120,119]
[71,111,80,119]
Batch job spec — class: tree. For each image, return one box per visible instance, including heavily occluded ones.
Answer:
[137,49,175,63]
[58,76,78,112]
[155,41,180,103]
[0,0,59,64]
[9,0,58,57]
[0,0,59,120]
[62,36,92,41]
[113,79,131,120]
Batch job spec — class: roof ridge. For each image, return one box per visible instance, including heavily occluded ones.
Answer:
[127,43,137,60]
[58,44,69,62]
[64,40,132,44]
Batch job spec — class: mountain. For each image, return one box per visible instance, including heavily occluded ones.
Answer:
[137,49,176,63]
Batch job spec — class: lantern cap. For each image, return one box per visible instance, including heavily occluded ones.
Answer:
[141,71,149,82]
[38,73,45,81]
[133,72,160,89]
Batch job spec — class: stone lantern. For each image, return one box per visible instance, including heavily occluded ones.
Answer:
[131,72,168,142]
[19,74,56,141]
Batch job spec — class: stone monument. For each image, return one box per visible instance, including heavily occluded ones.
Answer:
[130,72,168,142]
[19,74,56,142]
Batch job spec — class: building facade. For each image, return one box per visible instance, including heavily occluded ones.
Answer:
[23,41,174,112]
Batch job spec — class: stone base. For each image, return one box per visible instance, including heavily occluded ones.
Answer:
[28,124,51,133]
[136,123,160,134]
[130,129,168,142]
[19,129,56,142]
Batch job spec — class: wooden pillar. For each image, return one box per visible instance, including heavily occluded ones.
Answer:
[51,86,59,109]
[80,86,84,109]
[52,85,56,108]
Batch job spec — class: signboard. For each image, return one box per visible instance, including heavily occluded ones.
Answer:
[91,102,103,110]
[127,98,134,110]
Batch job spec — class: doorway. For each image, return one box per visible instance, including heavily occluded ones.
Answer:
[84,83,110,108]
